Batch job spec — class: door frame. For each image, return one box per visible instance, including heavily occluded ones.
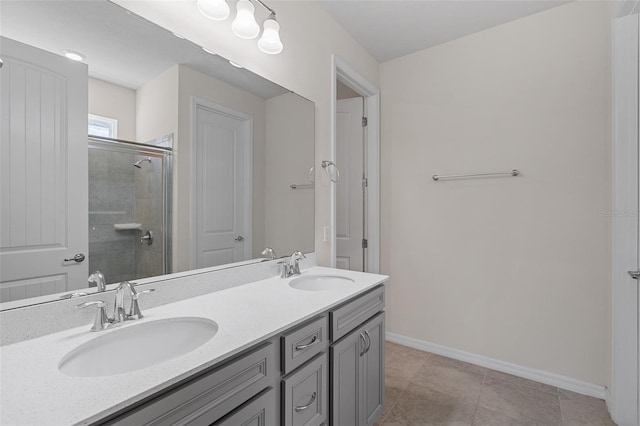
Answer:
[190,97,253,268]
[331,55,381,273]
[610,3,640,424]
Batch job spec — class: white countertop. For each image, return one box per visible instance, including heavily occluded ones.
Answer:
[0,266,388,426]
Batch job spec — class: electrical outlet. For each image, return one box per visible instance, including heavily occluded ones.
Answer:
[323,226,330,242]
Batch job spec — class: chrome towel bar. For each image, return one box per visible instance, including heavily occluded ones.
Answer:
[290,183,314,189]
[432,169,520,182]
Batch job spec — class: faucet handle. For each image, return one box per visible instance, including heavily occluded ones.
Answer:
[129,288,155,319]
[278,260,291,278]
[289,251,306,275]
[76,300,110,332]
[60,292,89,299]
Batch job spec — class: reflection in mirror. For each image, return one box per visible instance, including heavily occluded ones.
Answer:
[0,1,315,309]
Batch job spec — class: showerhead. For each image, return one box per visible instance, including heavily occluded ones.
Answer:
[134,157,152,168]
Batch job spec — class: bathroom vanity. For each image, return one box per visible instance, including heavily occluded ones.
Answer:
[0,266,388,426]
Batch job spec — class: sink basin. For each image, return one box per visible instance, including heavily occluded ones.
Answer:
[59,317,218,377]
[289,275,356,291]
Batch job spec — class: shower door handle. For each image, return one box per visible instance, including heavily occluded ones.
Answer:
[64,253,85,263]
[235,235,244,242]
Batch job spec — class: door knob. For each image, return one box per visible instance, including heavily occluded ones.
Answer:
[235,236,244,242]
[629,271,640,280]
[64,253,85,263]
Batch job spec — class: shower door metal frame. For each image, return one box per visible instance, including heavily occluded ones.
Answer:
[88,136,173,278]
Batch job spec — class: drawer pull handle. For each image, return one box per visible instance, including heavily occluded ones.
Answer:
[295,392,317,412]
[295,335,319,351]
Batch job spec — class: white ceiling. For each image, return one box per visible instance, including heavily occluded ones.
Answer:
[0,0,288,99]
[318,0,570,62]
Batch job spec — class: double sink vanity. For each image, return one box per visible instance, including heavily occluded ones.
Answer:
[0,261,388,426]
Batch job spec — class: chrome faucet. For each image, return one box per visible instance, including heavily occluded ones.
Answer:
[289,251,306,275]
[113,281,135,323]
[113,281,155,323]
[60,271,106,300]
[279,251,306,278]
[88,270,106,292]
[75,281,155,331]
[261,247,277,260]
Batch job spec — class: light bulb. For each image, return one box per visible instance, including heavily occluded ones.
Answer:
[197,0,230,21]
[258,16,283,54]
[232,0,260,39]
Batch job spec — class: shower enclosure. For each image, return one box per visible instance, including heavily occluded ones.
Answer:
[88,136,172,285]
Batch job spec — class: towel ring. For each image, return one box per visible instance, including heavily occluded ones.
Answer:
[321,160,340,183]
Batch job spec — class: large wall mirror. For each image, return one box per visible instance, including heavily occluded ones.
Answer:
[0,0,315,309]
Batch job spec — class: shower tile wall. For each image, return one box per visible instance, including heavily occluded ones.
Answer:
[134,155,163,279]
[88,150,137,283]
[88,149,163,284]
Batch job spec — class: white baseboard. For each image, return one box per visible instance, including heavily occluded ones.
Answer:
[386,332,606,400]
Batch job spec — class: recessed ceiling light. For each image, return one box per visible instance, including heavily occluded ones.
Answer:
[202,47,217,55]
[229,61,243,69]
[62,50,86,62]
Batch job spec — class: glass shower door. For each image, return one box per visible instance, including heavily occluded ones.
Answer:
[88,137,171,285]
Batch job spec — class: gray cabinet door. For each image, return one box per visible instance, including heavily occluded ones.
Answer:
[108,343,275,426]
[330,286,384,342]
[282,353,328,426]
[330,312,385,426]
[330,327,365,426]
[214,388,275,426]
[281,316,328,375]
[360,312,385,426]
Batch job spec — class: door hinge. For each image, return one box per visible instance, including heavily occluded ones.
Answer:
[362,117,368,127]
[362,239,368,249]
[362,177,368,188]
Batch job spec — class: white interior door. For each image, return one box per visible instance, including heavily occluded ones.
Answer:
[0,36,88,302]
[193,100,251,268]
[336,97,364,271]
[636,13,639,418]
[612,12,639,425]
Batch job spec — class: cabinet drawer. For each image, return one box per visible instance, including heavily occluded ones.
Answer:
[281,316,328,375]
[330,286,384,342]
[282,353,328,426]
[108,342,275,426]
[213,387,276,426]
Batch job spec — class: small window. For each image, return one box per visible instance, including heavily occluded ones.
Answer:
[88,114,118,138]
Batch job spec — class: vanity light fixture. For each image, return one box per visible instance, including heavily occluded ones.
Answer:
[202,46,217,55]
[257,12,283,55]
[62,49,86,62]
[197,0,283,55]
[231,0,260,39]
[229,60,244,68]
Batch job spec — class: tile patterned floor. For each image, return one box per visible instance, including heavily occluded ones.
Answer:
[376,342,615,426]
